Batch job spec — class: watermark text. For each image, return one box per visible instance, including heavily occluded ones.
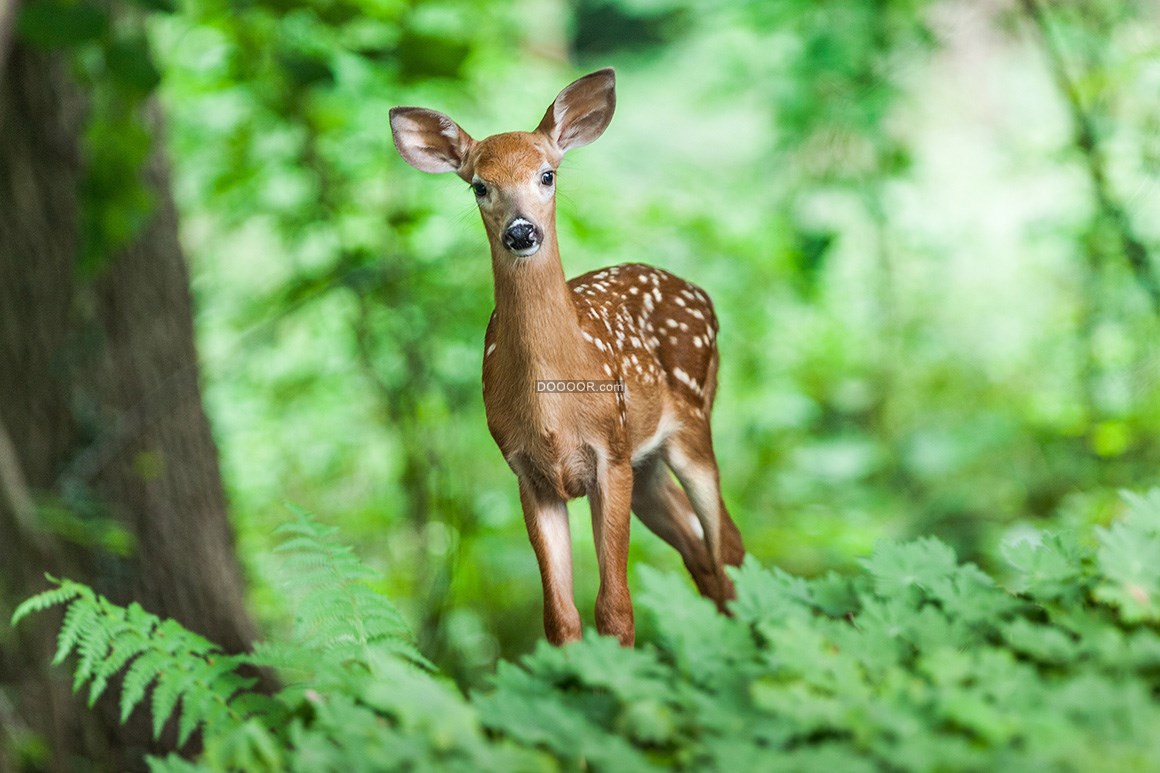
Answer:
[536,379,625,394]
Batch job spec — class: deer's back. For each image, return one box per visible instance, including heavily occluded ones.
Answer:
[568,263,720,415]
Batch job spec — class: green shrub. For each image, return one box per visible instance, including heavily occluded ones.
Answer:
[13,492,1160,771]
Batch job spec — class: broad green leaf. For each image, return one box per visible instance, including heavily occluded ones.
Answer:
[859,537,959,601]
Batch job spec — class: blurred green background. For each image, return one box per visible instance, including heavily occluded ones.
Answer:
[82,0,1160,684]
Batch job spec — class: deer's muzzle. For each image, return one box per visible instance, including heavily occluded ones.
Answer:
[503,217,542,256]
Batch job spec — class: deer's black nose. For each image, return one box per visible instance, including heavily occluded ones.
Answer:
[503,218,541,254]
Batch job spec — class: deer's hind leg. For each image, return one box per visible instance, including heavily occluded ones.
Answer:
[660,421,745,606]
[631,453,740,611]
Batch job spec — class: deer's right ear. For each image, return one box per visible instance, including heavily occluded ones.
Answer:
[390,107,475,176]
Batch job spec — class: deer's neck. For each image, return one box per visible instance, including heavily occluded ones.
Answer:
[489,233,586,378]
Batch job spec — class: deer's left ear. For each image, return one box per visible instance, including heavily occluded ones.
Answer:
[536,68,616,154]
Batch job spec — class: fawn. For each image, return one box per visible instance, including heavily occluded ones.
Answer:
[390,68,745,645]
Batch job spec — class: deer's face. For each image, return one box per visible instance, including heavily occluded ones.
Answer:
[390,68,616,261]
[463,132,562,258]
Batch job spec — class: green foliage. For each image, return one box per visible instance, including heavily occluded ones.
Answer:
[257,506,432,680]
[15,494,1160,770]
[1093,489,1160,622]
[12,579,259,748]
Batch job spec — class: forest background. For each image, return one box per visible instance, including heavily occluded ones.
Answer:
[1,0,1158,766]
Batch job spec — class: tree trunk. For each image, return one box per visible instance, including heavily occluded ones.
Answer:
[0,42,258,771]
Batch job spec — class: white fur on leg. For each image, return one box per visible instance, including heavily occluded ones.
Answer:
[666,445,721,559]
[536,499,575,602]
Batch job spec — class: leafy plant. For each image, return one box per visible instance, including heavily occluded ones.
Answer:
[13,492,1160,770]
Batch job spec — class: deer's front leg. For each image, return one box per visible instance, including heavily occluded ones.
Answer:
[518,477,581,644]
[588,456,635,645]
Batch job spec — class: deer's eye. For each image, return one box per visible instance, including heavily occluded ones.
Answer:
[471,182,488,197]
[540,170,555,186]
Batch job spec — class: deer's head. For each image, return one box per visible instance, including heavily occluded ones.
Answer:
[390,69,616,259]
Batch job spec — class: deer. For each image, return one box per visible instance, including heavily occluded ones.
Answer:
[389,68,745,646]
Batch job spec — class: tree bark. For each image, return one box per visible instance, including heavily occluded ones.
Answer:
[0,42,258,771]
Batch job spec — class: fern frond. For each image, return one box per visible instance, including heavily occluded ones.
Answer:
[85,602,158,706]
[272,505,430,672]
[9,577,85,626]
[121,649,171,724]
[151,667,189,740]
[74,597,126,693]
[54,596,99,666]
[15,576,262,747]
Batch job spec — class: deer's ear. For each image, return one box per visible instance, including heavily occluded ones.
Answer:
[536,68,616,154]
[390,107,475,176]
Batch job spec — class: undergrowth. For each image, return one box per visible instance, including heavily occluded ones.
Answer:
[12,493,1160,771]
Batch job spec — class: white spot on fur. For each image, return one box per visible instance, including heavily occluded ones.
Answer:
[672,367,703,395]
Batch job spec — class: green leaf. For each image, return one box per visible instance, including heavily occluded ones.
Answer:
[152,667,188,739]
[1093,492,1160,622]
[1002,617,1078,664]
[729,558,815,628]
[121,650,167,723]
[88,628,151,707]
[1093,520,1160,622]
[637,567,756,686]
[859,537,959,601]
[54,599,98,666]
[10,578,82,626]
[809,570,860,617]
[1001,531,1089,600]
[618,697,677,745]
